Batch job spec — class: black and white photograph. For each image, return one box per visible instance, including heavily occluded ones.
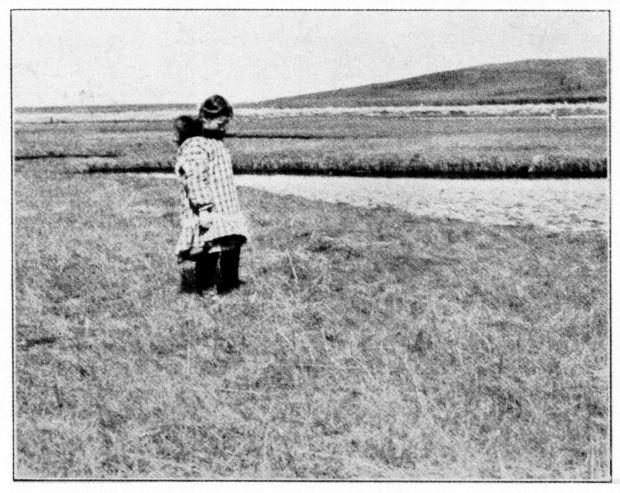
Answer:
[9,4,614,483]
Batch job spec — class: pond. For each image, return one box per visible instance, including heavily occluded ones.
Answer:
[149,173,608,232]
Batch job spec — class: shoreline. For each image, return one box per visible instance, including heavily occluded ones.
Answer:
[121,172,608,233]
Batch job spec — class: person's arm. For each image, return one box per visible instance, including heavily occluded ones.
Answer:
[177,140,215,220]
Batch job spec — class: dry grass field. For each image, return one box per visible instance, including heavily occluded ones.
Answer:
[14,155,609,479]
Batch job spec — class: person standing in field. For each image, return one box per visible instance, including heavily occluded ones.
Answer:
[173,95,249,295]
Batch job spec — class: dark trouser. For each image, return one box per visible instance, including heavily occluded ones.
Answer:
[194,246,241,295]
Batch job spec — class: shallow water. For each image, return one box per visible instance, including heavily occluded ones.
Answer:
[15,102,606,123]
[147,173,608,232]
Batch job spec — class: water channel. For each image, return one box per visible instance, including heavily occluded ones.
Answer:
[146,173,608,232]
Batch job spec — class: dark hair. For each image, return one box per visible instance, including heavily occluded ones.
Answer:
[173,115,201,146]
[199,94,233,120]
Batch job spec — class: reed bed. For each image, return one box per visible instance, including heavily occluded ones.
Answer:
[14,115,607,178]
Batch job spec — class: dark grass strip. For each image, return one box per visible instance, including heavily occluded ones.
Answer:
[15,152,121,160]
[83,163,607,179]
[227,133,349,140]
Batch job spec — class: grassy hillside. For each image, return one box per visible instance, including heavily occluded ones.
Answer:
[247,58,607,108]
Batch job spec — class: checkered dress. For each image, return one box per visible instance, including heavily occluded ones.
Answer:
[174,136,249,259]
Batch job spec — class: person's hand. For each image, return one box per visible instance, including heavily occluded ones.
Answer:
[198,207,213,230]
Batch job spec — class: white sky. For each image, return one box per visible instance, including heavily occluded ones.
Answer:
[12,10,609,107]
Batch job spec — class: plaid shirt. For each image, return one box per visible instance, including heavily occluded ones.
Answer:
[174,136,249,258]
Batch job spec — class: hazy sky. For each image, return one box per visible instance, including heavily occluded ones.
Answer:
[12,10,609,107]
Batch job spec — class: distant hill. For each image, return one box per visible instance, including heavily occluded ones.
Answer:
[245,58,607,108]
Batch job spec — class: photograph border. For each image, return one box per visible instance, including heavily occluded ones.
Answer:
[9,6,614,485]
